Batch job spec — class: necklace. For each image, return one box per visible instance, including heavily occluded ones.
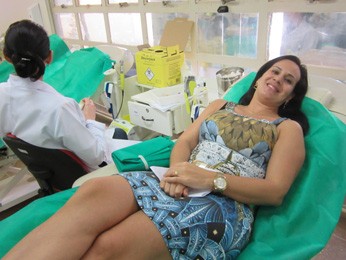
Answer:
[235,105,278,121]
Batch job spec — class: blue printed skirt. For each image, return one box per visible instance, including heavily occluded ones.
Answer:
[120,171,253,260]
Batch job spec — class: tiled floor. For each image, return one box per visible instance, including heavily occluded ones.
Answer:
[313,211,346,259]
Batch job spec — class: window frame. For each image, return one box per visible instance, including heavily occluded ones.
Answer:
[48,0,346,81]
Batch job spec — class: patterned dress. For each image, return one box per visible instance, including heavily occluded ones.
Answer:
[120,102,286,259]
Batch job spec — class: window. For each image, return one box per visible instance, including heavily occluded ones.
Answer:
[79,13,107,42]
[146,13,189,46]
[109,13,143,45]
[49,0,346,80]
[269,12,346,68]
[197,13,258,58]
[79,0,102,5]
[109,0,138,3]
[53,0,73,6]
[54,13,78,39]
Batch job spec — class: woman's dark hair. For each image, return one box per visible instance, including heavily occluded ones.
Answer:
[239,55,310,135]
[3,20,50,81]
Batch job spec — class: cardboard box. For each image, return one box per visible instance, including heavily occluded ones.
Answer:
[136,18,194,88]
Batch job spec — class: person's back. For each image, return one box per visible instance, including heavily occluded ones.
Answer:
[0,20,108,171]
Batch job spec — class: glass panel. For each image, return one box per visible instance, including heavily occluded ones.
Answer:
[197,13,258,58]
[269,12,346,68]
[146,13,189,47]
[79,13,107,42]
[108,0,138,3]
[79,0,101,5]
[146,0,186,2]
[198,61,222,79]
[54,13,79,40]
[108,13,143,45]
[53,0,73,6]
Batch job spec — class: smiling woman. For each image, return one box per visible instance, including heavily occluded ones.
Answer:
[238,55,309,135]
[250,60,301,112]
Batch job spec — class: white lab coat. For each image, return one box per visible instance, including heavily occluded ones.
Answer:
[0,74,110,171]
[280,20,320,55]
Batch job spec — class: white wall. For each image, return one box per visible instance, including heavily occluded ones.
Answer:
[0,0,35,35]
[0,0,54,36]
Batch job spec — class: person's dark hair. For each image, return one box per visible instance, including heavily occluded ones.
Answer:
[239,55,309,135]
[3,20,50,81]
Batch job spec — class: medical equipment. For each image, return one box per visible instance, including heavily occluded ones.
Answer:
[102,65,123,119]
[93,45,135,121]
[184,75,196,96]
[103,81,116,119]
[96,45,160,140]
[128,85,193,136]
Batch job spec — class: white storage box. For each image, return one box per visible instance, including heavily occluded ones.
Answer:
[131,84,185,112]
[128,101,174,136]
[151,84,185,106]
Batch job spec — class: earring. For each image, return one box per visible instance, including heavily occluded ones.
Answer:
[283,100,289,109]
[254,82,258,90]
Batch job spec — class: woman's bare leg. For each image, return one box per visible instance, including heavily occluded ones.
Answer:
[82,211,172,260]
[4,175,139,260]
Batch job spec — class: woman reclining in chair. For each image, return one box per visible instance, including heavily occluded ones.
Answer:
[0,20,117,171]
[3,52,309,259]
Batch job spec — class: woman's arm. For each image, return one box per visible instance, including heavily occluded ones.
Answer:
[160,99,227,197]
[222,119,305,206]
[164,118,305,206]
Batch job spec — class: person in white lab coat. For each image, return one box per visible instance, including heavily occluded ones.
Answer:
[0,19,110,171]
[280,13,320,56]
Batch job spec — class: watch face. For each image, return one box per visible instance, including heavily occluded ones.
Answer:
[215,176,227,191]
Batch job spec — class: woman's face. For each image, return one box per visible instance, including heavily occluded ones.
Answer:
[256,59,301,106]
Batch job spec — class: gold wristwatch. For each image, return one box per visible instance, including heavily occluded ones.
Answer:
[213,172,227,193]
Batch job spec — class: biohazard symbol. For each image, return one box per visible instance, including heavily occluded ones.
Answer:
[145,68,154,81]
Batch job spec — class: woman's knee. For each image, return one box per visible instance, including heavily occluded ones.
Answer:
[74,175,138,214]
[75,176,118,201]
[83,231,127,259]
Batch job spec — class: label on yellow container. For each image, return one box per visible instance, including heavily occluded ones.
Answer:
[136,45,184,88]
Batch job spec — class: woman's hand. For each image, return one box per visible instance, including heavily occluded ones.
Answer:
[160,162,215,198]
[81,98,96,120]
[159,180,189,198]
